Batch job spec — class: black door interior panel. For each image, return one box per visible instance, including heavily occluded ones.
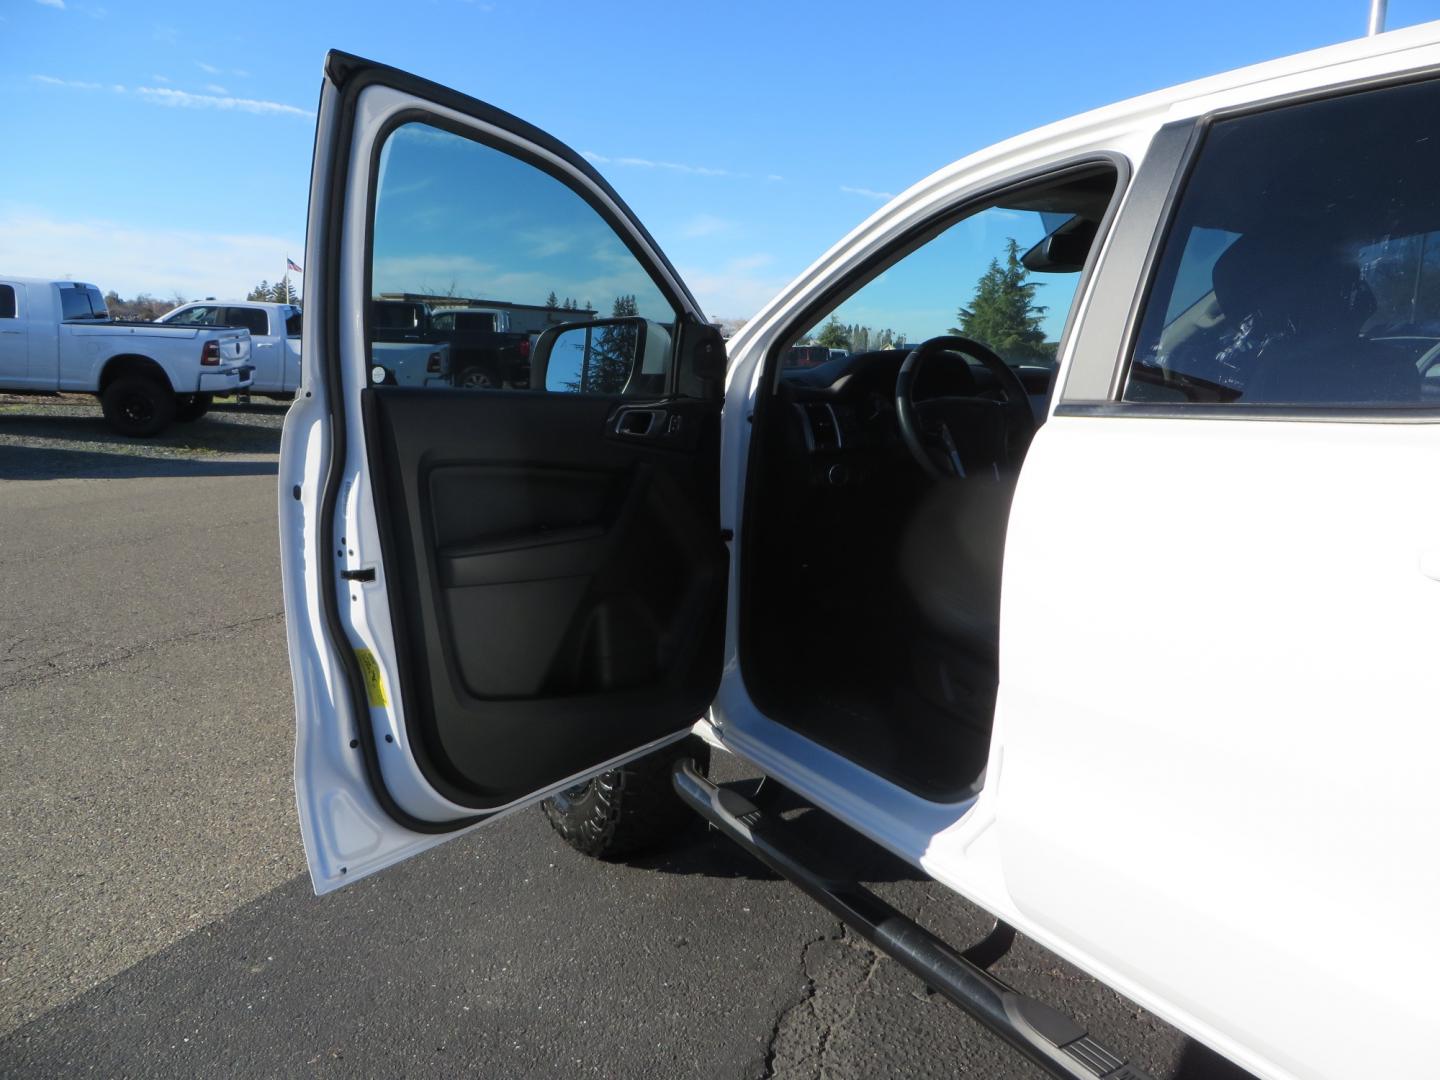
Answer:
[364,387,725,810]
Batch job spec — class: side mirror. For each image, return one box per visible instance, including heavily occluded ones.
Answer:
[531,317,651,393]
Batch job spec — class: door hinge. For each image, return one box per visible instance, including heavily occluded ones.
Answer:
[340,567,376,582]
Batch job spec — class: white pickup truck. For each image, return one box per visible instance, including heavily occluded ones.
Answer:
[0,277,252,435]
[158,299,301,399]
[280,28,1440,1080]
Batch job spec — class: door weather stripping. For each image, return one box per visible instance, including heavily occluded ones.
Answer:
[672,761,1155,1080]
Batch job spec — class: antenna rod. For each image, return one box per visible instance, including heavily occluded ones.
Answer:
[1368,0,1387,35]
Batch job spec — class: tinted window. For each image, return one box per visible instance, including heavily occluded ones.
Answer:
[223,307,270,336]
[1126,79,1440,408]
[59,285,100,321]
[285,309,302,336]
[370,121,677,392]
[0,285,14,320]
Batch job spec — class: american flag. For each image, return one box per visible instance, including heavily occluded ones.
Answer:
[287,258,303,274]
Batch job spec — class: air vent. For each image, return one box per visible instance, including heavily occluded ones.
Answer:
[795,402,843,451]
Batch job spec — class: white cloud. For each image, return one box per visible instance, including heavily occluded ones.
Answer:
[204,83,229,95]
[35,0,65,9]
[195,61,221,75]
[840,185,895,202]
[767,174,784,182]
[32,74,103,90]
[0,209,302,302]
[582,150,736,177]
[135,86,312,119]
[680,214,732,239]
[677,254,787,320]
[152,74,170,83]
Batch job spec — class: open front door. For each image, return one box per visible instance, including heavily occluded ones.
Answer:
[281,52,727,894]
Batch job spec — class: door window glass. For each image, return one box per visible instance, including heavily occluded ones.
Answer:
[223,307,270,336]
[1125,78,1440,408]
[0,285,14,320]
[167,305,222,326]
[369,121,679,393]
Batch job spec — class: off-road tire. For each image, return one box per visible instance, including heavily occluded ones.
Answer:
[542,737,710,859]
[100,374,177,437]
[174,393,213,422]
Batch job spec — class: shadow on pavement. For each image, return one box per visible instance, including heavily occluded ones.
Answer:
[625,777,929,886]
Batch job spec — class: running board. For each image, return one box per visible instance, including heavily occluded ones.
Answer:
[672,761,1155,1080]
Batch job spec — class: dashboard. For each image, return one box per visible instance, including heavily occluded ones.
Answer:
[776,348,1054,487]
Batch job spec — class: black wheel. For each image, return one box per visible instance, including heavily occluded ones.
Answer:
[174,392,213,422]
[542,737,710,859]
[100,374,177,437]
[457,365,497,389]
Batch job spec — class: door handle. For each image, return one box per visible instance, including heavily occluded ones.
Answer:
[612,407,667,438]
[256,342,275,348]
[0,330,20,335]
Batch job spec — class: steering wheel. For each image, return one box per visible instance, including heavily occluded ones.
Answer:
[895,335,1037,480]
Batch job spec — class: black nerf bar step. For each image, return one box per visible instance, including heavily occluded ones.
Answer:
[671,760,1155,1080]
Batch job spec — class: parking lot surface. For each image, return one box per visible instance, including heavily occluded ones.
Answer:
[0,399,1247,1078]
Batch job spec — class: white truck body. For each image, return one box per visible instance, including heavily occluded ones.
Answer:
[157,299,451,391]
[280,27,1440,1080]
[158,299,300,396]
[0,278,251,397]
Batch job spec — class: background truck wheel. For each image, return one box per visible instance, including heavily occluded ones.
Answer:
[542,737,710,859]
[100,374,177,437]
[457,365,496,389]
[174,393,213,422]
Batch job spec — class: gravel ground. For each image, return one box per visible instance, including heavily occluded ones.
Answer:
[0,395,286,480]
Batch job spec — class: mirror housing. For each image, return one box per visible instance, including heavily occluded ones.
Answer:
[1021,217,1098,274]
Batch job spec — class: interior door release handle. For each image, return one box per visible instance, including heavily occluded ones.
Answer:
[613,407,666,437]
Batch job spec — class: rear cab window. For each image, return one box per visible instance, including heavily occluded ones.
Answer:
[0,284,16,320]
[1124,77,1440,410]
[59,284,107,321]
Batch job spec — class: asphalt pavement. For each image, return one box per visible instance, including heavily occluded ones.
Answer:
[0,398,1249,1078]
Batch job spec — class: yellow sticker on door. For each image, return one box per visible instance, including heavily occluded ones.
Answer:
[355,648,389,708]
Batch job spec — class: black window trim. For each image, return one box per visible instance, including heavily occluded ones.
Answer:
[1056,62,1440,425]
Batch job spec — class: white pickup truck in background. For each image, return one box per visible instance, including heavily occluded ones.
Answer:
[159,298,452,392]
[158,299,301,399]
[0,277,252,436]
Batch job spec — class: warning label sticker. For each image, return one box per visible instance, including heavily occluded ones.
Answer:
[355,648,389,708]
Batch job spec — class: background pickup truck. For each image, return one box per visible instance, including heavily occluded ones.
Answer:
[0,277,252,435]
[429,306,531,388]
[158,299,301,399]
[371,299,527,388]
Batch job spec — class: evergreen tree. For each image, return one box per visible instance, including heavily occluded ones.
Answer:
[271,279,298,304]
[546,290,559,308]
[951,238,1052,362]
[584,294,640,393]
[247,281,271,302]
[814,316,851,350]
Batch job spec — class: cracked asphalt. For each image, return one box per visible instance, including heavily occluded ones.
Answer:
[0,398,1251,1078]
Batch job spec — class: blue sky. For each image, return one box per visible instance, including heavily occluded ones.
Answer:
[3,0,1440,320]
